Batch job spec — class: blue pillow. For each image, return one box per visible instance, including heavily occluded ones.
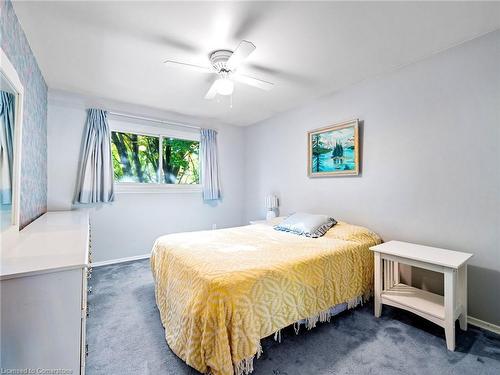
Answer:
[274,213,337,238]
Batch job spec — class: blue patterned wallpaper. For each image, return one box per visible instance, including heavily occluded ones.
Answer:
[0,0,48,228]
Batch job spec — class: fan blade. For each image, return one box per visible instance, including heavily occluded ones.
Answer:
[204,80,219,99]
[226,40,256,71]
[233,74,273,91]
[163,60,213,73]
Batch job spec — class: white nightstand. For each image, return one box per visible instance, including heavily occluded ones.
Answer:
[249,219,268,225]
[370,241,473,351]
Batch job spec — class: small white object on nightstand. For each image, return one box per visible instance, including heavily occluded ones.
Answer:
[370,240,473,351]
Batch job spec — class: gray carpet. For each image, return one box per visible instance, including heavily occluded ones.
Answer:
[86,259,500,375]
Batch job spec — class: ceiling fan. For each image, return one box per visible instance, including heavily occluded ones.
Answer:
[164,40,273,100]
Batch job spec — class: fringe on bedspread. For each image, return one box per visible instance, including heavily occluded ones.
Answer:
[232,294,369,375]
[233,343,263,375]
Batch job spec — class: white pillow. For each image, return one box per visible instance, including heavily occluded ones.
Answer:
[274,213,337,238]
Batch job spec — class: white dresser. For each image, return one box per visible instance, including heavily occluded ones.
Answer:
[0,210,91,374]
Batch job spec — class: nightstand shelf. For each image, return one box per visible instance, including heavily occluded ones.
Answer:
[381,283,445,321]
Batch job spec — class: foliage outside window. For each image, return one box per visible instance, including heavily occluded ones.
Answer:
[111,131,199,185]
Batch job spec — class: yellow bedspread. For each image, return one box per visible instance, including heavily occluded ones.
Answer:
[151,221,381,375]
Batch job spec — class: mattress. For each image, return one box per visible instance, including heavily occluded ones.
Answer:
[150,220,381,375]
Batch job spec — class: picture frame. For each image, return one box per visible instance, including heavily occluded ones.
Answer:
[307,119,359,177]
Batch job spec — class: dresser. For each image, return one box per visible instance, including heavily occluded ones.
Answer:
[0,210,91,374]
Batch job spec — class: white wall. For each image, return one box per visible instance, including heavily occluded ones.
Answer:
[243,31,500,325]
[47,91,245,262]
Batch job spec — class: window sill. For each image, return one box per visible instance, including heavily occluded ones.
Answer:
[114,183,202,194]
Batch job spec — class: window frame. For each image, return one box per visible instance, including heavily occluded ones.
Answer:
[109,120,202,194]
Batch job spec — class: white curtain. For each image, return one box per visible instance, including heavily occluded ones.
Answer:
[74,109,114,204]
[0,91,15,205]
[200,128,221,200]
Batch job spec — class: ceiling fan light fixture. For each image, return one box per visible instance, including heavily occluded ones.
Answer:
[215,78,234,96]
[164,40,272,101]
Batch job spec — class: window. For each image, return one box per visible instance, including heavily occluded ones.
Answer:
[111,129,200,189]
[162,137,199,184]
[111,132,160,183]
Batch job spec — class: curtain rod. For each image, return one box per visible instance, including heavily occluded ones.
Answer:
[107,111,201,131]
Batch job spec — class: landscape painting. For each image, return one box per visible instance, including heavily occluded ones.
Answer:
[308,119,359,177]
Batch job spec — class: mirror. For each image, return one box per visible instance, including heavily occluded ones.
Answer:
[0,47,23,234]
[0,73,16,230]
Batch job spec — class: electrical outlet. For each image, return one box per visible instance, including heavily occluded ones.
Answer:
[212,224,217,230]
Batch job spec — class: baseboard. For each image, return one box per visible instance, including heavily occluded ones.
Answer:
[468,315,500,335]
[93,253,150,267]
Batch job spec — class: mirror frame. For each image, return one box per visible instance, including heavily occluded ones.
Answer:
[1,47,24,233]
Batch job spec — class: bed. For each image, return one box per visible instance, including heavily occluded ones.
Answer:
[150,219,381,375]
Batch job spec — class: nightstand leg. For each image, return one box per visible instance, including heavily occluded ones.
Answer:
[374,252,382,318]
[458,265,467,331]
[444,269,457,351]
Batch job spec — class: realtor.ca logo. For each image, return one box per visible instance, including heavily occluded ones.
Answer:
[0,369,72,374]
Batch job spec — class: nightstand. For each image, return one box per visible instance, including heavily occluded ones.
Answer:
[249,219,268,225]
[370,241,473,351]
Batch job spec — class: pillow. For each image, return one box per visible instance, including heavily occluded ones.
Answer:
[274,213,337,238]
[323,221,382,243]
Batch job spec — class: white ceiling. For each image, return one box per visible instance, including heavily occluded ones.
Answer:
[13,1,500,126]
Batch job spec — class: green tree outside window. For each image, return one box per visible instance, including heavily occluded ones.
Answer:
[111,131,199,184]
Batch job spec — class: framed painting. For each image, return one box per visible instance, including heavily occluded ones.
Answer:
[308,119,359,177]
